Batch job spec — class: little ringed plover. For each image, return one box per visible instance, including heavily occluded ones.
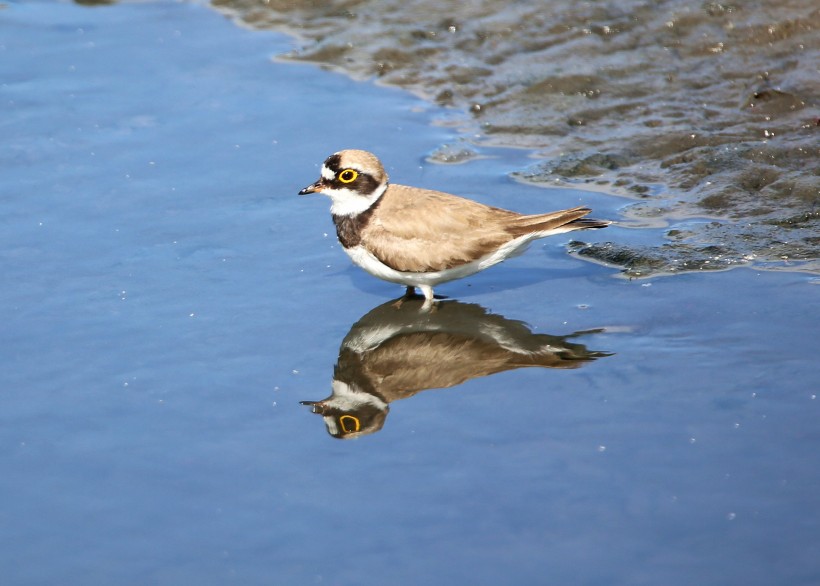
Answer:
[299,149,609,304]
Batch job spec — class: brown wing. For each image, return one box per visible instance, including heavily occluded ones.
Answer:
[361,184,519,272]
[360,332,587,402]
[361,184,604,272]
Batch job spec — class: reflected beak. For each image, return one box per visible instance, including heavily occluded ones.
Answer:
[298,180,325,195]
[299,400,325,414]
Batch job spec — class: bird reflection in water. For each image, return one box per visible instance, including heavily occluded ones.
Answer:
[301,297,611,439]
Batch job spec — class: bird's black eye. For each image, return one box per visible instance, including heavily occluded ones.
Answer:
[338,169,358,184]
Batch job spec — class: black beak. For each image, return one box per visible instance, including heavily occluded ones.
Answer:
[298,180,324,195]
[299,400,325,414]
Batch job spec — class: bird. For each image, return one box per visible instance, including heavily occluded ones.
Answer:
[298,149,609,305]
[301,296,611,439]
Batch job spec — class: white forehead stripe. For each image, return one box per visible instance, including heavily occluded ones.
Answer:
[321,165,335,181]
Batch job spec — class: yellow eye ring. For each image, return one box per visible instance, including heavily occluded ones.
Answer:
[339,415,361,433]
[338,169,358,184]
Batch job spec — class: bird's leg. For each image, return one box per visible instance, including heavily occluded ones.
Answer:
[419,285,437,311]
[391,286,417,309]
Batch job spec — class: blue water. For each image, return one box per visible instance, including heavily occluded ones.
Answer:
[1,1,818,585]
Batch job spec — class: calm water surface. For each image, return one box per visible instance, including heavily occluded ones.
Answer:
[1,1,818,585]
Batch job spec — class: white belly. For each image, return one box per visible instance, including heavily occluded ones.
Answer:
[342,234,541,288]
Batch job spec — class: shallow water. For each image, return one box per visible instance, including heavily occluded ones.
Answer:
[1,1,819,585]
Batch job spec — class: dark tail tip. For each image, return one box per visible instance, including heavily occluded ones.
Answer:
[570,218,611,229]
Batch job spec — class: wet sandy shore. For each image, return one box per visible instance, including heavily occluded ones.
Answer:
[214,0,819,276]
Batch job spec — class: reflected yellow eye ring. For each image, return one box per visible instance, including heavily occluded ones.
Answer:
[338,169,358,183]
[339,415,361,433]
